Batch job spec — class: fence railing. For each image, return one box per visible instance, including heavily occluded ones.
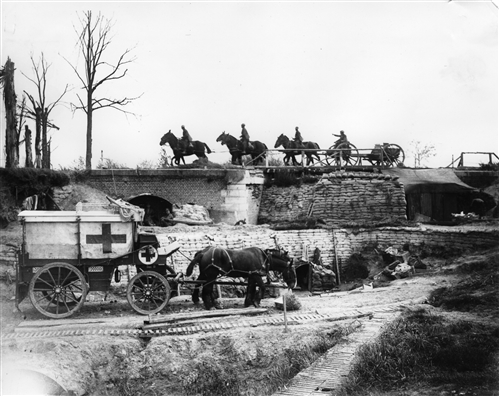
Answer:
[446,152,499,168]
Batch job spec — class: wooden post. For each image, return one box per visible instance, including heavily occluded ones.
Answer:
[283,289,288,333]
[308,263,313,293]
[332,229,341,286]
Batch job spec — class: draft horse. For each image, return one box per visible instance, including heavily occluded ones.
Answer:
[216,132,268,166]
[274,134,321,166]
[186,246,296,310]
[159,130,212,166]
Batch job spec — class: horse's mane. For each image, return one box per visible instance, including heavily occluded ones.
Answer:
[225,133,238,144]
[160,131,179,147]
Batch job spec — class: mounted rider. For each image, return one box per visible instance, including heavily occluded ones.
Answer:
[240,123,253,153]
[181,125,194,152]
[293,127,304,147]
[333,130,348,148]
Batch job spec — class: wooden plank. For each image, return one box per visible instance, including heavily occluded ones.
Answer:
[144,307,268,325]
[16,316,142,332]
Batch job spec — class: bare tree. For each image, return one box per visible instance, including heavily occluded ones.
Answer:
[16,96,33,167]
[66,11,141,170]
[1,57,19,168]
[410,140,436,168]
[23,53,68,168]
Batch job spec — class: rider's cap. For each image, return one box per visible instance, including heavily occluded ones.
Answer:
[181,125,185,128]
[295,127,299,130]
[241,123,245,127]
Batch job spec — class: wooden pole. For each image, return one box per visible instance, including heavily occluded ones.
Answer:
[332,228,341,286]
[283,290,288,333]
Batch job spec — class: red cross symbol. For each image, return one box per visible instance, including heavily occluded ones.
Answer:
[138,246,158,265]
[86,224,127,253]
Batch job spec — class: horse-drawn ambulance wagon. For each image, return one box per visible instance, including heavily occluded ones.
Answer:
[16,197,181,318]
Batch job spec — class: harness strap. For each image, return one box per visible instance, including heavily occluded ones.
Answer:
[206,246,234,275]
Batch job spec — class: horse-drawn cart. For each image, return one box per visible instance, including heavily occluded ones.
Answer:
[16,198,296,318]
[16,197,182,318]
[324,142,405,167]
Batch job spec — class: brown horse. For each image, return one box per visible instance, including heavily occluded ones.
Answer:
[216,132,268,166]
[274,134,321,166]
[160,130,212,166]
[186,246,296,310]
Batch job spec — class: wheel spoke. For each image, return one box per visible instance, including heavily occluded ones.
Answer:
[34,291,53,304]
[47,269,57,287]
[63,288,80,304]
[59,296,70,313]
[44,293,57,311]
[36,277,54,289]
[64,279,84,290]
[61,268,73,286]
[132,283,145,293]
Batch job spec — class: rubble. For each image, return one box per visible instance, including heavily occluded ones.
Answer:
[172,204,213,225]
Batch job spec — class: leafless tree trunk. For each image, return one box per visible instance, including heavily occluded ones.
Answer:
[23,53,67,169]
[24,124,33,168]
[34,107,42,168]
[1,57,19,168]
[16,96,32,167]
[66,11,141,170]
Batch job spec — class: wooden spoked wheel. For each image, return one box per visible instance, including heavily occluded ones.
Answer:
[29,262,87,319]
[383,144,405,166]
[326,142,360,166]
[127,271,171,315]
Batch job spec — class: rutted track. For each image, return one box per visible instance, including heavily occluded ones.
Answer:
[2,299,420,341]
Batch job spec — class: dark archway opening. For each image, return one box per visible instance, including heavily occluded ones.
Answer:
[126,193,173,227]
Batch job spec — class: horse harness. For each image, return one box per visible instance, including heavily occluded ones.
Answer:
[204,246,284,277]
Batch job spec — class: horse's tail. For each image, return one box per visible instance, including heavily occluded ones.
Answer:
[186,249,206,276]
[204,143,212,154]
[262,143,268,157]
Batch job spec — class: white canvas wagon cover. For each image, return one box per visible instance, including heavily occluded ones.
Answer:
[19,210,134,260]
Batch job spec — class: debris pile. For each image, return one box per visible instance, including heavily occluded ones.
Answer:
[375,246,426,281]
[172,204,213,225]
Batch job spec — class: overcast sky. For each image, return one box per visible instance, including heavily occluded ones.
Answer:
[1,1,498,169]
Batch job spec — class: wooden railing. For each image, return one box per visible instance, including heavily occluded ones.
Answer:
[446,152,499,168]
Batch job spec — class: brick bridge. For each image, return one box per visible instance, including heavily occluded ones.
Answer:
[77,168,265,225]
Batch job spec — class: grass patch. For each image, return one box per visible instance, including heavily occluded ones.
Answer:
[109,326,356,396]
[337,308,499,395]
[429,264,499,312]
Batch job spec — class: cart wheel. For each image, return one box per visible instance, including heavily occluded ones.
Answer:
[326,142,360,166]
[382,144,405,166]
[127,271,171,315]
[42,291,82,307]
[29,262,87,319]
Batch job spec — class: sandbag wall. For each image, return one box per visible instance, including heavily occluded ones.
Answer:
[258,172,407,226]
[154,226,499,282]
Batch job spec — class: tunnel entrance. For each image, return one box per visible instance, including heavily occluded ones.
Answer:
[126,193,173,226]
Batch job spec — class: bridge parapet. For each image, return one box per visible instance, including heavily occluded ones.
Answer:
[71,168,265,225]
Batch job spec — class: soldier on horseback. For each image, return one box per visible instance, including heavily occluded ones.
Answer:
[181,125,194,152]
[240,123,253,153]
[293,127,304,147]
